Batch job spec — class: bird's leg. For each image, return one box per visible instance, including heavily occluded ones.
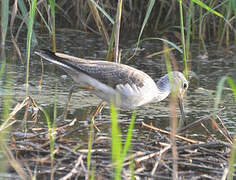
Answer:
[63,85,94,121]
[91,101,107,132]
[63,85,76,121]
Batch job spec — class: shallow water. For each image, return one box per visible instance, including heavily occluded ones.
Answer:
[1,30,236,139]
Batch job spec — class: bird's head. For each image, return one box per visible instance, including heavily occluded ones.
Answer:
[157,71,188,98]
[170,71,188,99]
[157,71,188,125]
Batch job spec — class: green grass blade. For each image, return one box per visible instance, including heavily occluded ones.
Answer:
[0,71,13,176]
[1,0,9,46]
[186,1,194,59]
[25,0,37,87]
[139,37,183,54]
[87,122,94,176]
[226,77,236,100]
[40,107,51,131]
[48,0,56,51]
[122,111,136,158]
[178,0,188,77]
[51,86,57,160]
[39,105,56,161]
[105,25,115,61]
[0,58,6,78]
[137,0,155,46]
[115,110,136,180]
[191,0,224,18]
[228,134,236,180]
[18,0,38,45]
[110,104,121,164]
[89,0,114,24]
[110,104,123,180]
[114,0,123,63]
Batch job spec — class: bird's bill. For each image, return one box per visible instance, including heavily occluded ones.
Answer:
[178,97,187,126]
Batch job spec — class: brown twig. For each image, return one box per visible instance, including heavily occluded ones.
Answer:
[142,122,199,144]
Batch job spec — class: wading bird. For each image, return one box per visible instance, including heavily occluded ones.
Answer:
[35,49,188,128]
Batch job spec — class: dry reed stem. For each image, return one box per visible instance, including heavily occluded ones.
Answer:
[177,107,225,133]
[114,0,122,63]
[0,97,31,132]
[1,144,29,179]
[142,122,199,144]
[215,115,233,143]
[151,144,171,175]
[60,155,84,180]
[87,1,109,46]
[169,97,178,179]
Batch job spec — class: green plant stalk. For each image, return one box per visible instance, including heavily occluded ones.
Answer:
[198,8,207,54]
[90,165,95,180]
[191,3,196,40]
[40,105,56,180]
[0,70,13,174]
[110,104,122,179]
[226,77,236,99]
[127,0,155,61]
[48,0,56,51]
[25,0,37,89]
[110,104,122,165]
[114,0,123,63]
[89,0,114,24]
[163,42,179,178]
[129,158,135,180]
[39,107,54,159]
[1,0,9,46]
[116,111,136,180]
[121,111,136,158]
[49,88,57,180]
[217,8,225,41]
[105,25,115,61]
[87,0,110,46]
[154,1,164,30]
[87,122,94,177]
[139,37,183,54]
[192,0,223,18]
[228,134,236,180]
[163,43,173,82]
[0,58,6,78]
[225,1,232,47]
[178,0,188,78]
[232,0,236,42]
[18,0,38,45]
[51,88,57,160]
[186,1,194,60]
[110,104,136,180]
[137,0,155,47]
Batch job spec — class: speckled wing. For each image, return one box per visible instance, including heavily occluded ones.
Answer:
[36,50,148,89]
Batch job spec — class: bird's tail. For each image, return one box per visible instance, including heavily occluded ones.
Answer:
[35,49,74,71]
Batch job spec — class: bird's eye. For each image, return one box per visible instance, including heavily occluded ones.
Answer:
[183,83,188,89]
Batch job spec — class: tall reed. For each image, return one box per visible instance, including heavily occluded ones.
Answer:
[48,0,56,51]
[1,0,9,46]
[39,89,57,180]
[25,0,37,89]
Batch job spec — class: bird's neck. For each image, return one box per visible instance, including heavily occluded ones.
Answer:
[155,74,171,101]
